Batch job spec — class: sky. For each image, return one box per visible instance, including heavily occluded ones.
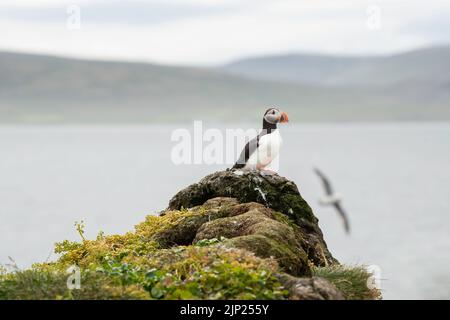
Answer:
[0,0,449,65]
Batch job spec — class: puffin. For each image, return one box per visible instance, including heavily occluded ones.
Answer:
[232,108,289,172]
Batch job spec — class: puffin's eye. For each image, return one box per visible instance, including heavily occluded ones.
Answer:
[271,110,276,115]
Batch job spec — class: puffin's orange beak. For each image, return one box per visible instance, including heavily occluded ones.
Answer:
[280,111,289,123]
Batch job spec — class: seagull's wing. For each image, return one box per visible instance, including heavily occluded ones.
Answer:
[314,167,334,195]
[232,136,259,169]
[334,202,351,234]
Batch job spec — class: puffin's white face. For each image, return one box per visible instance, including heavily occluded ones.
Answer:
[264,108,289,124]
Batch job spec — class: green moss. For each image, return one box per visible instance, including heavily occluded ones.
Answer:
[53,206,217,268]
[194,209,310,276]
[226,235,310,276]
[0,246,288,300]
[139,246,289,300]
[273,211,297,229]
[194,237,227,247]
[54,232,160,268]
[152,205,232,247]
[313,265,381,300]
[278,193,316,223]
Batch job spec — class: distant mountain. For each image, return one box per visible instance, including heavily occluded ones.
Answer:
[0,48,449,123]
[222,46,450,87]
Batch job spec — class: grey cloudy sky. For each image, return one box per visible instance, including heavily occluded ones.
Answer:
[0,0,449,65]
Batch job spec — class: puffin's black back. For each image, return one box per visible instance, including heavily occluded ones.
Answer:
[232,109,278,169]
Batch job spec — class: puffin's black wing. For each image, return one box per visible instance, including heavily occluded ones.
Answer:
[232,136,259,169]
[314,167,333,195]
[334,202,350,234]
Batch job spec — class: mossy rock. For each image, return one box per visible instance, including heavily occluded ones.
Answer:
[153,197,311,276]
[192,205,310,276]
[168,170,335,266]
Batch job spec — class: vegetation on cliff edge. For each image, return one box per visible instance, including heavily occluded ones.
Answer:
[0,171,381,300]
[0,201,378,300]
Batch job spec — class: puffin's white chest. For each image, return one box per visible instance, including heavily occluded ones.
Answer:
[245,130,282,169]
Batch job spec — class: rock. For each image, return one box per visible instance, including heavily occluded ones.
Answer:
[168,170,336,266]
[277,274,345,300]
[192,198,310,275]
[153,199,235,247]
[143,196,310,276]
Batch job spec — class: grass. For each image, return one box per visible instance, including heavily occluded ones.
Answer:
[313,265,381,300]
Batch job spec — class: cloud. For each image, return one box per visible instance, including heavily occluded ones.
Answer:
[0,1,237,25]
[0,0,449,65]
[400,9,450,43]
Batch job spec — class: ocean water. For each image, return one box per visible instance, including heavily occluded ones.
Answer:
[0,123,449,300]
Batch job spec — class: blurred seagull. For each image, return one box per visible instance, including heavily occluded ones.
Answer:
[314,167,350,234]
